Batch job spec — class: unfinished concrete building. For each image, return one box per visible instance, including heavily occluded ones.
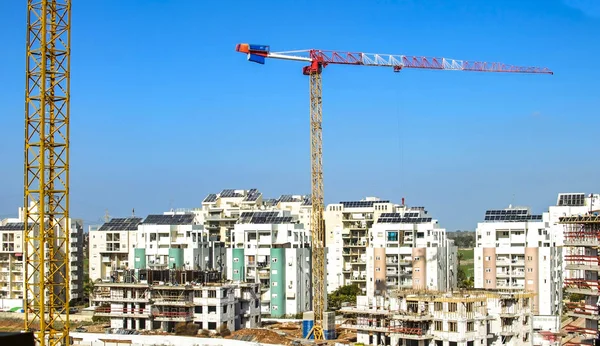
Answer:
[561,215,600,346]
[339,290,534,346]
[91,281,261,334]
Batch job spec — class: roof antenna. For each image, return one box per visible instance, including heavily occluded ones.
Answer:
[104,209,111,223]
[132,208,135,217]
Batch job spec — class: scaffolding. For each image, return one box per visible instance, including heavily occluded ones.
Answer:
[561,215,600,345]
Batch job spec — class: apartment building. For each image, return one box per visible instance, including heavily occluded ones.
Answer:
[89,217,142,282]
[0,206,84,304]
[90,212,226,282]
[474,206,562,317]
[198,189,311,245]
[340,289,534,346]
[136,212,225,272]
[325,199,456,295]
[91,281,261,333]
[325,198,397,293]
[365,211,457,296]
[226,210,312,317]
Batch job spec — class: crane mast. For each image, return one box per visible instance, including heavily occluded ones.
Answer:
[308,65,325,341]
[24,1,71,345]
[236,43,552,341]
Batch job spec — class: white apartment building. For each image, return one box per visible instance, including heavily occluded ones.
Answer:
[226,210,312,317]
[325,199,456,295]
[90,212,226,282]
[474,206,562,318]
[366,212,457,297]
[89,217,142,282]
[198,189,311,245]
[0,206,84,304]
[340,289,534,346]
[325,198,396,293]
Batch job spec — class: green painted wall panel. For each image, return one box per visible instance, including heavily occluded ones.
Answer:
[232,248,245,281]
[270,248,286,317]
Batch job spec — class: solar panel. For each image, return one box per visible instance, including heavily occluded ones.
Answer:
[377,217,432,224]
[244,191,261,202]
[203,194,217,203]
[558,193,585,207]
[142,214,194,225]
[238,211,292,224]
[302,198,311,206]
[483,213,542,223]
[220,189,243,198]
[98,218,142,231]
[341,201,390,208]
[278,195,295,203]
[0,223,28,231]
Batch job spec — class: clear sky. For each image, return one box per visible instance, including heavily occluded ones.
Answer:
[0,0,598,230]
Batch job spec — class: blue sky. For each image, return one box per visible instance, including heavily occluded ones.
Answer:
[0,0,598,230]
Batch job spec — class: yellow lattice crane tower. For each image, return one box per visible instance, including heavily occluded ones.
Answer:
[24,1,71,345]
[235,43,552,340]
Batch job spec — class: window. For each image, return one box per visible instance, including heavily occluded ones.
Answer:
[375,256,381,260]
[448,321,457,332]
[272,305,278,311]
[434,321,443,331]
[467,322,474,332]
[272,258,278,263]
[449,303,457,312]
[233,258,239,262]
[527,256,533,261]
[272,282,278,287]
[485,268,491,273]
[466,302,473,312]
[376,268,380,272]
[434,302,443,311]
[233,269,239,274]
[527,268,533,272]
[485,256,490,261]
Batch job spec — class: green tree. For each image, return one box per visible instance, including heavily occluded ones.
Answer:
[327,284,361,311]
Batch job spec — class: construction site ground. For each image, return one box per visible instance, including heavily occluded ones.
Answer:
[225,322,356,345]
[0,315,355,345]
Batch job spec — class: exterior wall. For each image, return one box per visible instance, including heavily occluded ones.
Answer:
[373,248,386,295]
[269,248,285,317]
[231,248,244,281]
[482,247,497,289]
[412,247,426,289]
[525,247,539,313]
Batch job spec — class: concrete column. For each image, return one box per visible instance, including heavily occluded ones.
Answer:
[135,318,140,330]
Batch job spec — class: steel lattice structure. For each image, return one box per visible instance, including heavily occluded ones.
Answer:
[308,71,325,341]
[24,1,71,345]
[235,44,552,341]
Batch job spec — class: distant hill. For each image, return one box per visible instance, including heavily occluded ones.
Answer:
[447,230,475,248]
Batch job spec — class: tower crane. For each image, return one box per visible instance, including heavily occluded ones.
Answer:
[235,43,552,341]
[24,1,72,345]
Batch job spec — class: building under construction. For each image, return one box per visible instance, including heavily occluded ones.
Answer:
[91,269,261,334]
[339,289,534,346]
[561,215,600,346]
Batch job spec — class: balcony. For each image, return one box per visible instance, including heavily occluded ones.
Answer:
[564,279,600,296]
